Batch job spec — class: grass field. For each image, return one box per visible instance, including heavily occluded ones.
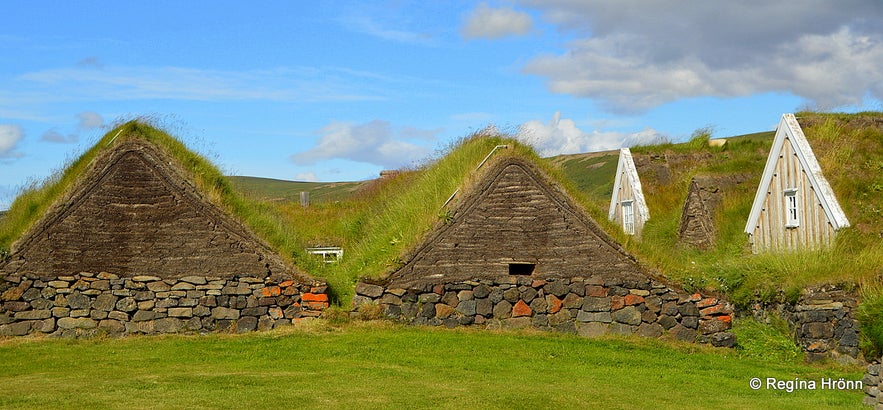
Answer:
[0,320,866,409]
[227,176,366,204]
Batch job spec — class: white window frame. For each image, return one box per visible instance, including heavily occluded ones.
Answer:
[622,200,635,235]
[784,188,799,228]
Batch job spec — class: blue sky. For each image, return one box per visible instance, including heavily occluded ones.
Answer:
[2,1,882,210]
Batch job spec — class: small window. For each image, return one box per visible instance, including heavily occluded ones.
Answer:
[622,200,635,235]
[784,188,799,228]
[508,263,535,275]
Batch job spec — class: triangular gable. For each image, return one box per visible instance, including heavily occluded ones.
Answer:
[385,156,644,289]
[2,137,299,279]
[609,148,650,235]
[744,114,849,250]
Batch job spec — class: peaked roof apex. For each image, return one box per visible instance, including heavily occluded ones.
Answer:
[608,147,650,221]
[744,113,850,234]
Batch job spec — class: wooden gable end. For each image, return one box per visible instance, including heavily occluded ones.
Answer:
[609,148,650,237]
[745,114,849,253]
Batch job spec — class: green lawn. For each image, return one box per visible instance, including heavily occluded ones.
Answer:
[0,321,865,409]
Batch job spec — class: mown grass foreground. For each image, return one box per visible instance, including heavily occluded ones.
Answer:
[0,322,865,409]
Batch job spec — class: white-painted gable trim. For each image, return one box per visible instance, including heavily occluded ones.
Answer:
[744,114,850,234]
[609,148,650,223]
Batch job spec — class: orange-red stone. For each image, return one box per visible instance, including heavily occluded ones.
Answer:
[302,293,329,302]
[624,294,644,306]
[512,300,532,317]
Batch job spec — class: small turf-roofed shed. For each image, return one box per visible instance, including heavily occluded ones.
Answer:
[0,122,309,281]
[609,148,650,237]
[744,113,850,253]
[383,155,646,289]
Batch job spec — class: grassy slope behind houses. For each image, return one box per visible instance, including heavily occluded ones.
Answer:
[550,112,883,353]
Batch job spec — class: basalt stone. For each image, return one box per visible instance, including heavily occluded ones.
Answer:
[637,322,664,338]
[546,281,569,297]
[115,297,137,312]
[0,321,32,336]
[155,299,177,309]
[681,316,699,329]
[669,324,696,342]
[435,304,455,319]
[502,288,520,303]
[641,310,658,323]
[612,306,641,326]
[576,311,612,323]
[457,290,474,302]
[503,317,532,330]
[657,315,678,330]
[417,303,435,319]
[710,332,737,348]
[578,322,609,338]
[532,314,550,328]
[662,302,679,316]
[171,282,196,291]
[520,287,538,303]
[67,292,91,310]
[548,310,572,326]
[132,310,156,322]
[529,297,548,314]
[493,300,512,319]
[155,317,184,333]
[419,293,441,303]
[457,300,477,316]
[168,308,193,318]
[582,296,611,312]
[37,318,56,333]
[212,307,240,320]
[562,293,583,309]
[57,317,97,330]
[678,303,699,317]
[554,321,577,334]
[90,310,108,320]
[236,316,258,333]
[568,282,586,297]
[380,294,402,306]
[610,322,636,335]
[90,294,116,312]
[29,298,52,310]
[355,282,384,298]
[473,284,491,299]
[3,301,29,312]
[401,302,419,319]
[441,292,459,307]
[489,289,504,304]
[22,288,42,301]
[802,322,834,339]
[91,320,122,336]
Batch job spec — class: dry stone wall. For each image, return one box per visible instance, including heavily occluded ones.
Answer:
[750,285,860,362]
[0,272,328,337]
[354,275,736,347]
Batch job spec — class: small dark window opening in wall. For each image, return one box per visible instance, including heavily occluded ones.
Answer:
[508,263,536,275]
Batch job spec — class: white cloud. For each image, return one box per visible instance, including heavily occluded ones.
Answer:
[0,124,24,159]
[516,112,664,156]
[15,65,388,103]
[291,120,436,169]
[41,129,77,144]
[462,4,534,39]
[294,172,318,182]
[76,111,104,130]
[519,1,883,112]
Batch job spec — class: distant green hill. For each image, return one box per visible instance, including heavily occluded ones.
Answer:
[227,176,366,204]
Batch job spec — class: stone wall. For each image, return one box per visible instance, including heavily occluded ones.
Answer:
[353,275,736,347]
[863,362,882,407]
[0,272,328,337]
[749,284,860,362]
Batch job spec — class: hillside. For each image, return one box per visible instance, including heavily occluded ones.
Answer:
[549,113,883,308]
[227,176,366,204]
